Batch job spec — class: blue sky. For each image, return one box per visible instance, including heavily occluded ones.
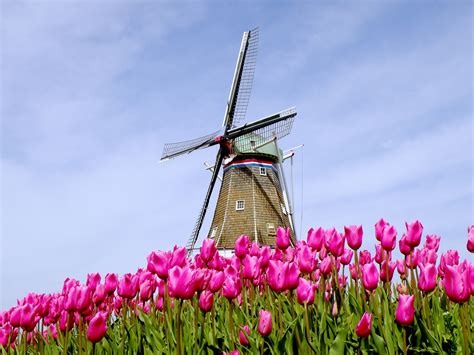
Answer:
[1,1,472,309]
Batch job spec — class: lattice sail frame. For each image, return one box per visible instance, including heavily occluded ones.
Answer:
[161,130,221,161]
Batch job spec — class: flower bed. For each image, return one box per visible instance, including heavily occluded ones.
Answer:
[1,220,473,354]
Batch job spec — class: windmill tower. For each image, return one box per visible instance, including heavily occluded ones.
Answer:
[160,28,298,253]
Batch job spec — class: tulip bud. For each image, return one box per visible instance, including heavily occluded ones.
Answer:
[200,238,217,262]
[399,234,411,255]
[345,225,363,250]
[381,225,397,251]
[355,312,372,338]
[198,290,214,313]
[87,312,108,343]
[395,294,415,326]
[361,262,379,291]
[374,218,388,241]
[307,227,324,251]
[276,227,291,250]
[405,220,423,248]
[424,234,441,252]
[235,235,250,258]
[467,226,474,253]
[239,325,251,346]
[258,310,272,336]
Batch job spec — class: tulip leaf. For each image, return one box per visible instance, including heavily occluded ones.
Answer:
[329,326,347,355]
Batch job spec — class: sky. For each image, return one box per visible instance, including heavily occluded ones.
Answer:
[1,1,472,309]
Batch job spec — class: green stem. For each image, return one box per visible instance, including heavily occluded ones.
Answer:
[304,303,317,353]
[176,300,183,355]
[228,300,235,349]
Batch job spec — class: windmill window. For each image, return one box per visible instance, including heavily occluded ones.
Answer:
[236,200,245,211]
[266,223,276,236]
[259,167,267,176]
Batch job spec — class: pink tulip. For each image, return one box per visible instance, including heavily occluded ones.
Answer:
[405,250,419,269]
[374,244,389,264]
[198,290,214,313]
[239,325,251,346]
[258,310,272,336]
[235,235,250,258]
[345,225,363,250]
[319,256,333,276]
[340,249,353,266]
[76,286,92,313]
[87,312,108,343]
[395,294,415,326]
[418,263,437,293]
[19,304,38,332]
[139,279,155,302]
[284,247,296,262]
[397,260,407,278]
[117,274,138,299]
[349,264,359,280]
[104,273,118,295]
[86,273,101,292]
[92,284,107,305]
[297,244,316,273]
[424,234,440,252]
[250,242,260,257]
[168,266,201,300]
[405,220,423,248]
[328,229,345,257]
[375,218,388,241]
[380,260,396,282]
[468,226,474,253]
[276,227,291,250]
[381,225,397,251]
[361,262,379,291]
[355,312,372,338]
[222,276,241,300]
[359,250,372,265]
[200,238,217,262]
[242,255,260,280]
[296,278,316,305]
[208,270,225,293]
[444,264,470,303]
[258,246,271,268]
[438,250,459,277]
[399,234,411,255]
[318,245,328,260]
[307,227,324,251]
[147,251,171,279]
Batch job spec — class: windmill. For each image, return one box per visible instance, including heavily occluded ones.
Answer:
[160,28,298,253]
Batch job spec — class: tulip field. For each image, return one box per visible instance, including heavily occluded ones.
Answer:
[1,220,473,354]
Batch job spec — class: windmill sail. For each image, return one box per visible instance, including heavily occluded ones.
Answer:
[223,28,259,130]
[185,149,224,253]
[160,130,221,161]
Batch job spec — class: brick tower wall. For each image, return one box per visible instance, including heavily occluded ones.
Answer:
[208,156,295,249]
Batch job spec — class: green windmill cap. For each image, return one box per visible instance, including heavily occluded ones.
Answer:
[233,132,283,160]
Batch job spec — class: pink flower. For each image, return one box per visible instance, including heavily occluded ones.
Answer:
[355,312,372,338]
[405,220,423,248]
[344,225,363,250]
[208,270,225,293]
[395,294,415,326]
[438,250,459,277]
[328,229,345,257]
[361,262,379,291]
[359,250,372,265]
[92,284,107,305]
[418,263,437,293]
[375,218,388,241]
[276,227,291,250]
[139,279,155,302]
[444,264,470,303]
[319,256,332,276]
[242,255,260,280]
[397,260,407,278]
[87,312,108,343]
[340,249,353,265]
[168,266,201,300]
[381,225,397,251]
[380,260,396,283]
[239,325,251,346]
[468,226,474,253]
[104,273,118,295]
[307,227,324,251]
[198,290,214,313]
[296,278,316,305]
[200,238,217,262]
[250,242,260,257]
[258,310,272,336]
[222,276,241,300]
[424,235,440,252]
[297,244,316,273]
[117,274,138,299]
[147,251,171,279]
[19,304,38,332]
[399,234,411,255]
[374,244,389,264]
[258,246,271,268]
[349,264,359,280]
[405,251,419,269]
[235,235,250,258]
[86,273,101,292]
